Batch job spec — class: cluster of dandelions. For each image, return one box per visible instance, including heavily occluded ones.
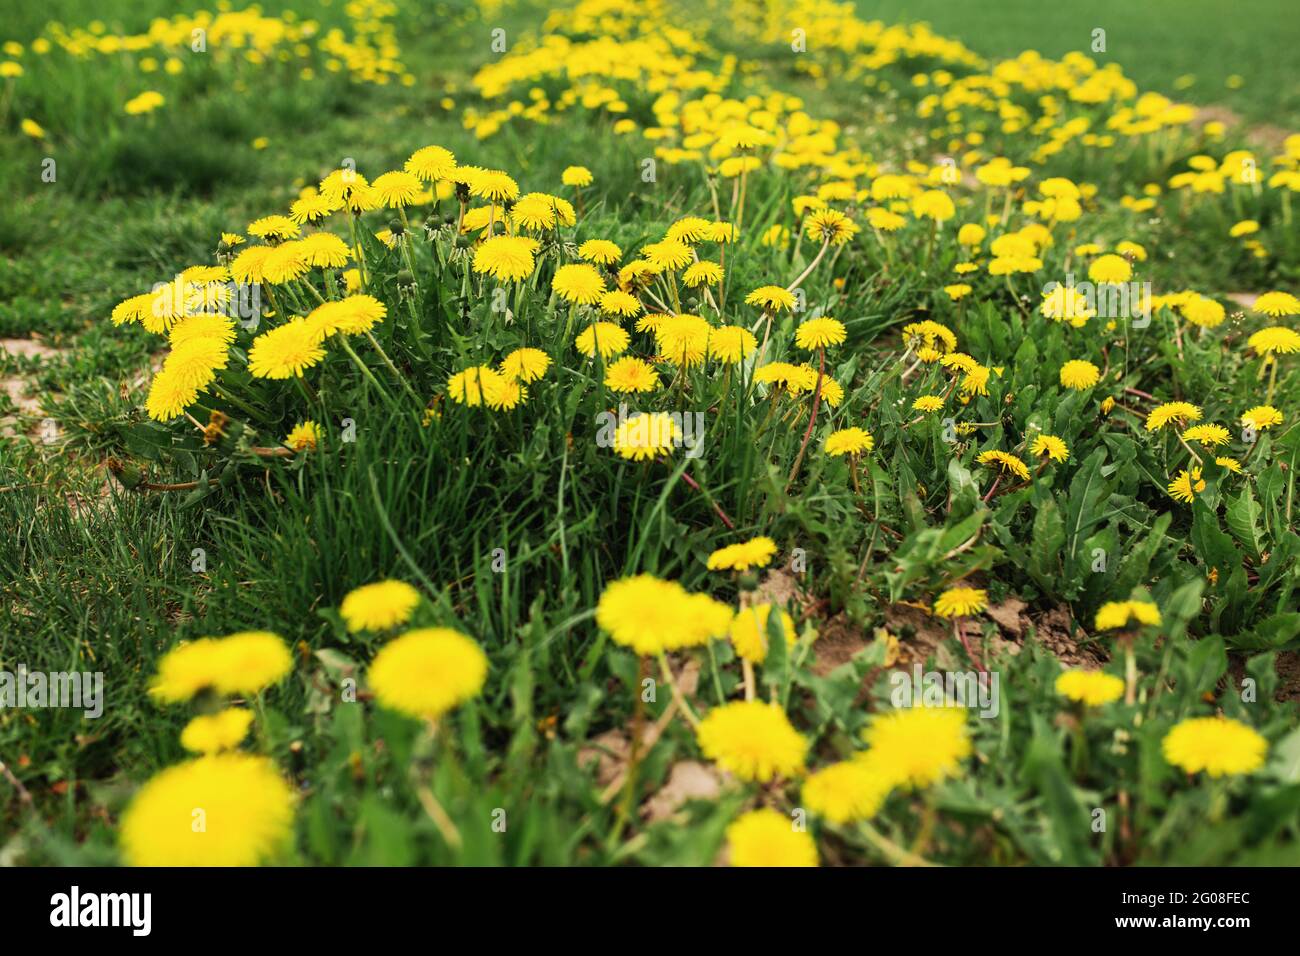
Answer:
[118,579,489,866]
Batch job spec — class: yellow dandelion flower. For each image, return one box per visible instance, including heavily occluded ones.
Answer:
[1163,717,1267,777]
[725,808,817,867]
[933,586,987,618]
[603,356,660,393]
[1094,599,1161,631]
[179,708,254,754]
[1145,401,1202,431]
[285,420,323,452]
[368,628,488,720]
[794,316,847,349]
[824,427,874,456]
[697,700,807,782]
[1060,359,1100,390]
[120,754,294,866]
[149,632,291,704]
[859,706,970,788]
[1055,670,1125,707]
[727,602,796,663]
[1030,434,1069,462]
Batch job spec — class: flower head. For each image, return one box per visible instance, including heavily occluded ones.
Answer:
[1167,467,1206,503]
[603,356,660,393]
[180,708,254,754]
[696,701,807,782]
[1056,669,1124,707]
[575,321,630,359]
[500,347,551,383]
[1248,326,1300,356]
[1030,434,1069,462]
[745,285,796,312]
[595,575,731,655]
[707,536,777,572]
[1251,291,1300,317]
[802,761,892,824]
[1241,405,1283,430]
[285,420,323,452]
[824,427,874,456]
[553,263,607,304]
[1094,599,1161,631]
[473,236,537,282]
[340,579,420,632]
[368,628,488,720]
[1145,401,1202,431]
[150,632,291,703]
[1060,359,1100,390]
[611,412,680,460]
[859,707,970,788]
[976,450,1030,480]
[794,317,847,350]
[120,755,294,866]
[725,808,817,867]
[248,320,325,379]
[561,165,593,188]
[933,586,987,618]
[727,602,796,662]
[1163,717,1267,777]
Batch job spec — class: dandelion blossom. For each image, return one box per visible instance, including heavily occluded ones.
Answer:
[1163,716,1267,777]
[802,761,892,824]
[1251,291,1300,317]
[933,586,987,618]
[1241,405,1283,430]
[595,575,730,655]
[1056,670,1124,707]
[473,236,537,282]
[1145,401,1202,431]
[611,412,679,460]
[368,628,488,720]
[120,754,294,866]
[575,321,630,359]
[745,285,796,311]
[340,579,421,632]
[552,263,607,305]
[248,320,325,379]
[285,420,323,452]
[794,317,847,349]
[696,701,807,782]
[149,632,291,703]
[976,450,1030,480]
[1167,467,1205,503]
[726,808,817,867]
[500,347,551,383]
[603,356,660,393]
[1060,359,1100,390]
[859,707,970,788]
[727,602,796,663]
[180,708,255,754]
[1248,326,1300,355]
[707,536,777,572]
[824,427,874,456]
[1094,599,1161,631]
[1030,434,1069,462]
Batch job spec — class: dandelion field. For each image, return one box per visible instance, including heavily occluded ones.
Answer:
[1,0,1299,872]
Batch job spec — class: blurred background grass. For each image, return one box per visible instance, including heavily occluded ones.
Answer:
[858,0,1300,128]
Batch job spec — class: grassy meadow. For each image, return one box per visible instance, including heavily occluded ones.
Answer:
[1,0,1299,868]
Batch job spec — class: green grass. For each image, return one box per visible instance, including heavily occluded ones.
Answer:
[2,0,1299,867]
[858,0,1300,129]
